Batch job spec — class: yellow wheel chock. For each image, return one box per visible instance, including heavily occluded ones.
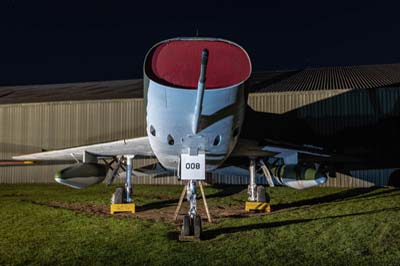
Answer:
[110,203,135,214]
[245,201,271,213]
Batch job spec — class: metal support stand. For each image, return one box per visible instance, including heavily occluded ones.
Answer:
[174,182,188,221]
[198,181,212,223]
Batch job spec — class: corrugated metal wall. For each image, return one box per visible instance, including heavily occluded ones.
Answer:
[0,99,151,183]
[248,88,400,187]
[1,90,398,187]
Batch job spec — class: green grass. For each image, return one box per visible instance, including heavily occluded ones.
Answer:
[0,184,399,266]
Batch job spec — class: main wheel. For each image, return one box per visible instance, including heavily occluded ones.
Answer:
[256,185,267,202]
[111,187,125,204]
[181,215,191,236]
[193,215,202,238]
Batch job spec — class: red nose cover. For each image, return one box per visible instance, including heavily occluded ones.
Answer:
[148,40,251,89]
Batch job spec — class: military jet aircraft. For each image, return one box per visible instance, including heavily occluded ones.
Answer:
[12,37,400,237]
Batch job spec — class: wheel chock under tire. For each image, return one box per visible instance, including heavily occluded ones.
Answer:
[110,203,135,214]
[245,201,271,213]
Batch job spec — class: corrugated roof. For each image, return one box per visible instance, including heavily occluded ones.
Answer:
[256,63,400,92]
[0,79,143,104]
[1,63,400,104]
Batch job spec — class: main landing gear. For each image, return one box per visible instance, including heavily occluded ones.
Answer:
[110,155,136,214]
[245,159,271,213]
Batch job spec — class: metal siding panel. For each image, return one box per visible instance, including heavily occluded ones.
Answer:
[246,89,399,187]
[0,99,145,184]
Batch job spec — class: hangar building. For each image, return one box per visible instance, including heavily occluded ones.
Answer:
[1,63,400,187]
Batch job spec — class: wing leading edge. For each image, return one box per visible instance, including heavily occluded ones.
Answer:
[12,137,154,161]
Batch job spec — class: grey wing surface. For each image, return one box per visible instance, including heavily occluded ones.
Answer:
[12,137,154,161]
[230,137,361,167]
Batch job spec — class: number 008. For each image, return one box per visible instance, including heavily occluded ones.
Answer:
[185,163,201,170]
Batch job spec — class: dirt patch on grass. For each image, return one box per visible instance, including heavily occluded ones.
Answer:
[44,200,266,224]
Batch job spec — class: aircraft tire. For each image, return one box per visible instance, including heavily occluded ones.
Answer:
[193,215,202,238]
[256,185,267,202]
[182,215,191,236]
[112,187,125,204]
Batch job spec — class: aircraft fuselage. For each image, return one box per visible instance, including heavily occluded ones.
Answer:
[143,38,251,171]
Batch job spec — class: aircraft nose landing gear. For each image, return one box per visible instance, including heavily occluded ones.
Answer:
[176,149,209,241]
[180,180,202,241]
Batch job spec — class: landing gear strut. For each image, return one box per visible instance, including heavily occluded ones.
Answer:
[124,155,134,203]
[177,147,208,240]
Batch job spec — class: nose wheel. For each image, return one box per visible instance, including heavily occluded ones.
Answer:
[181,215,202,239]
[177,180,210,241]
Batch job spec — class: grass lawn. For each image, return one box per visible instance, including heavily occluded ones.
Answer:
[0,184,399,266]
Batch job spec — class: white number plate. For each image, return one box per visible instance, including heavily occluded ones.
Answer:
[180,153,205,180]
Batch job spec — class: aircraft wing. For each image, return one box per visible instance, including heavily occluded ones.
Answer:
[12,136,154,161]
[229,138,279,158]
[230,137,362,165]
[230,137,332,162]
[228,139,350,167]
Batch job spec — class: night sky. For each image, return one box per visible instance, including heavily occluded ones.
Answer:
[1,1,400,85]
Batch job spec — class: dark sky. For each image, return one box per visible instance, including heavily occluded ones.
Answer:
[1,1,400,85]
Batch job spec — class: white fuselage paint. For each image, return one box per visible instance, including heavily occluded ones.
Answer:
[142,37,326,189]
[146,80,246,171]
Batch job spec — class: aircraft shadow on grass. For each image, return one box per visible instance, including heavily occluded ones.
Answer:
[271,187,399,211]
[139,186,399,213]
[166,187,400,240]
[200,206,400,240]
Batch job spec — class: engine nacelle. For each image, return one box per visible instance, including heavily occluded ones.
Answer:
[54,163,107,189]
[271,164,327,189]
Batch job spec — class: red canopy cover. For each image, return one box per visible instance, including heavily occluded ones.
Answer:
[147,39,251,89]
